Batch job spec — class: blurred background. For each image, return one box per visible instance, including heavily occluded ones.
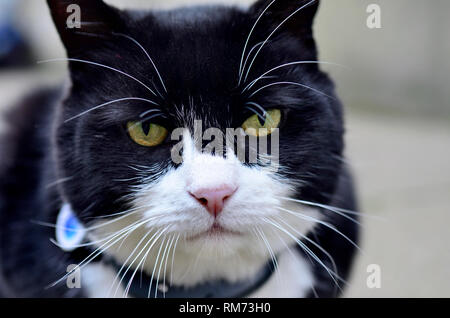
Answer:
[0,0,449,297]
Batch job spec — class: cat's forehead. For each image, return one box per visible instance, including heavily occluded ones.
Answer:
[121,7,247,112]
[65,3,320,129]
[128,6,247,62]
[126,5,245,40]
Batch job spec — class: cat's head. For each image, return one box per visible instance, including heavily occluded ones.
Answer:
[48,0,344,287]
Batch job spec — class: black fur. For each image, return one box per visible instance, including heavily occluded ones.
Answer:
[0,0,358,297]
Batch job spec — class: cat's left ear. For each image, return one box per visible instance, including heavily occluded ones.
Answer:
[250,0,320,38]
[47,0,124,55]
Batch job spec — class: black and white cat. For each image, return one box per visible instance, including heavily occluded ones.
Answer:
[0,0,359,298]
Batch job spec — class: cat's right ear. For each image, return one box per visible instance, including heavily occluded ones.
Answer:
[47,0,124,55]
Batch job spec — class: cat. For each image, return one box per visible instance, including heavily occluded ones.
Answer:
[0,0,359,298]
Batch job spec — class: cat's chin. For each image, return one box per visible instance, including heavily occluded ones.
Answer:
[186,223,242,241]
[166,244,272,288]
[90,206,320,289]
[98,228,274,288]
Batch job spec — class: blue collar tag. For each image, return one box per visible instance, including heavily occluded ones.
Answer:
[56,203,86,252]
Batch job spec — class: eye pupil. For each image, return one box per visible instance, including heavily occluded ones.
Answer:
[127,121,168,147]
[141,122,151,135]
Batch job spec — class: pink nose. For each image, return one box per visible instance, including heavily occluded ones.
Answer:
[190,186,237,216]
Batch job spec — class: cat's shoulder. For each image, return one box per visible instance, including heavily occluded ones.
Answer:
[0,86,63,221]
[0,87,62,175]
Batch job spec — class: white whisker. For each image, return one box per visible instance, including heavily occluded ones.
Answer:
[135,228,170,296]
[114,33,168,94]
[154,234,174,298]
[249,81,335,99]
[122,228,168,298]
[34,204,161,234]
[274,215,345,293]
[111,229,155,297]
[147,235,167,298]
[45,177,74,189]
[162,235,176,298]
[242,0,317,83]
[139,109,163,118]
[48,218,145,249]
[243,60,347,92]
[276,206,361,252]
[245,105,266,123]
[38,58,158,96]
[240,41,264,83]
[254,226,280,286]
[65,97,159,123]
[170,234,181,285]
[262,217,341,289]
[47,218,148,289]
[238,0,277,84]
[279,196,384,222]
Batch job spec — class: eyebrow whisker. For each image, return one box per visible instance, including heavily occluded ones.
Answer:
[38,58,158,97]
[64,97,159,123]
[238,0,277,85]
[139,109,164,118]
[243,60,347,93]
[135,113,168,128]
[246,102,267,117]
[249,81,335,100]
[245,105,266,123]
[242,0,317,84]
[113,33,168,95]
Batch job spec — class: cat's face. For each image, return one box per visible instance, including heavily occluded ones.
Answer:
[49,0,343,286]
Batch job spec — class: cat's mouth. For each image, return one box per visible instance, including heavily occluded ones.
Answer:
[187,223,241,241]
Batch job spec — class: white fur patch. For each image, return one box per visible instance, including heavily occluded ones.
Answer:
[83,248,314,298]
[83,263,126,298]
[88,132,320,297]
[249,249,314,298]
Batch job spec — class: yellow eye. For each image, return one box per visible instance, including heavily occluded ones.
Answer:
[242,109,281,137]
[127,121,168,147]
